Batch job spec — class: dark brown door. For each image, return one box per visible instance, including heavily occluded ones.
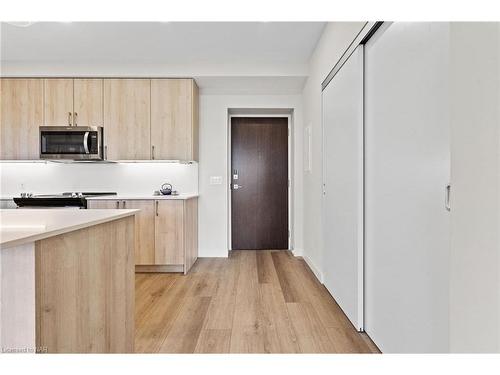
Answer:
[231,117,289,250]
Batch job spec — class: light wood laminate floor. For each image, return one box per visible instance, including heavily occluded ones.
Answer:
[135,250,379,353]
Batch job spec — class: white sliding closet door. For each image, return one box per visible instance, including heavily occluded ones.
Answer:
[364,23,450,352]
[322,45,364,330]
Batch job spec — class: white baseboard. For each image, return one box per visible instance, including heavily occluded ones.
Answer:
[301,254,324,284]
[289,248,303,257]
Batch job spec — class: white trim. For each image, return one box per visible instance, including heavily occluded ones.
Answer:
[321,21,381,90]
[302,254,324,284]
[290,247,303,257]
[227,112,294,251]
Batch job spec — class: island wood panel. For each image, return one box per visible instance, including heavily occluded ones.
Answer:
[35,216,135,353]
[73,79,103,126]
[43,78,74,126]
[151,79,198,161]
[0,78,43,159]
[103,79,151,160]
[155,200,184,266]
[183,197,198,274]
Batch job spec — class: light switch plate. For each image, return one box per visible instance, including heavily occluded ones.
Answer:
[210,176,223,185]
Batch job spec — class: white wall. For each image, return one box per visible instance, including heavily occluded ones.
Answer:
[0,162,198,197]
[198,94,303,257]
[301,22,366,280]
[449,22,500,353]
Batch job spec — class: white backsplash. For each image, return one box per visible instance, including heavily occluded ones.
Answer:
[0,162,198,197]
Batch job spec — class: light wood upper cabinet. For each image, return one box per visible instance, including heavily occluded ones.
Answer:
[43,78,103,127]
[155,200,185,265]
[104,79,151,160]
[0,79,43,159]
[44,79,74,126]
[73,79,103,126]
[151,79,199,161]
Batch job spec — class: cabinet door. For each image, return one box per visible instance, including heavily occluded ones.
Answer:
[103,79,151,160]
[0,79,43,159]
[87,200,120,209]
[155,200,184,265]
[123,200,156,265]
[74,79,103,127]
[44,79,74,126]
[151,79,198,160]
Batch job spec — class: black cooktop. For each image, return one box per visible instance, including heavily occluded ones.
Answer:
[13,192,117,208]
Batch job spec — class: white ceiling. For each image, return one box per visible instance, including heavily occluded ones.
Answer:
[1,22,325,64]
[0,22,326,94]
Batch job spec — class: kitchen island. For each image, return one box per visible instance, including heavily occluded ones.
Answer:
[0,209,138,353]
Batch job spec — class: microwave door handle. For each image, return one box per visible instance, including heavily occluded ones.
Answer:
[83,131,90,154]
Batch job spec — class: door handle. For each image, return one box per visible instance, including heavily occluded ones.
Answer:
[83,131,90,154]
[445,184,451,211]
[74,112,78,126]
[68,112,72,126]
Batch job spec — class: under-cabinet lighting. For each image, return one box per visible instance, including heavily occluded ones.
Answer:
[0,160,48,164]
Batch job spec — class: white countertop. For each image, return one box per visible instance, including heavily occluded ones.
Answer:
[0,194,198,201]
[0,208,139,249]
[86,194,199,200]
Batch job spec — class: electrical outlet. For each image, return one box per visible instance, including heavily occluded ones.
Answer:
[210,176,223,185]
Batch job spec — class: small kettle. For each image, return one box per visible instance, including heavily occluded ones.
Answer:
[160,183,173,195]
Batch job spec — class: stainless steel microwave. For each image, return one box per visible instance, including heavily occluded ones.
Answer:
[40,126,104,160]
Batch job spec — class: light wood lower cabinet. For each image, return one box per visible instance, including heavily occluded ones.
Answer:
[154,200,184,265]
[127,200,156,265]
[87,198,198,273]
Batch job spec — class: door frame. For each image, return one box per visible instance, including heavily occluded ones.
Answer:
[227,111,293,252]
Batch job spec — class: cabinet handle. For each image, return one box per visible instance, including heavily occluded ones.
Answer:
[74,112,78,126]
[68,112,72,126]
[445,184,451,211]
[156,201,159,216]
[152,145,155,160]
[122,201,126,208]
[116,201,120,209]
[104,145,108,160]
